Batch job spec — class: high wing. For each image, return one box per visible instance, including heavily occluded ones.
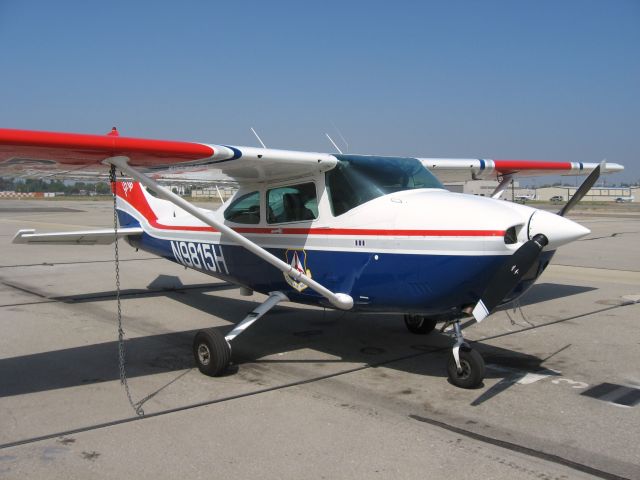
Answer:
[0,127,623,184]
[0,128,336,183]
[13,227,143,245]
[420,158,623,182]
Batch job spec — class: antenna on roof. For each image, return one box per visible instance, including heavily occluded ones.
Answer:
[250,127,267,148]
[330,121,349,152]
[325,133,343,154]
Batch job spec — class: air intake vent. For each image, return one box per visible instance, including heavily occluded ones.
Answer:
[504,226,518,244]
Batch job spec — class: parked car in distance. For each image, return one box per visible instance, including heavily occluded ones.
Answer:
[615,197,633,203]
[550,195,564,203]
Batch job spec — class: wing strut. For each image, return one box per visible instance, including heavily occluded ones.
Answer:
[104,156,354,310]
[491,174,513,199]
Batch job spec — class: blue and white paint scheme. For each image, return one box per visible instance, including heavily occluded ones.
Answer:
[111,155,586,316]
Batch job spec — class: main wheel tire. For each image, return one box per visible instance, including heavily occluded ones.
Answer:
[447,348,485,389]
[193,328,231,376]
[404,314,438,334]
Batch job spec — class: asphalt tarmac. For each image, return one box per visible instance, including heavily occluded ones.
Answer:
[0,199,638,479]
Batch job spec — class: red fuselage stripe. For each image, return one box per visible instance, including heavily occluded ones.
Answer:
[119,183,505,238]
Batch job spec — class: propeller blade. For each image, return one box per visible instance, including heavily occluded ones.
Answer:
[472,234,548,322]
[559,160,605,217]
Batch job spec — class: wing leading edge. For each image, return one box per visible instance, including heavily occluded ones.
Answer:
[0,128,337,183]
[0,128,623,184]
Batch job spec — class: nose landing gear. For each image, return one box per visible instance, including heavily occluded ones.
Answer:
[447,347,485,389]
[443,318,485,389]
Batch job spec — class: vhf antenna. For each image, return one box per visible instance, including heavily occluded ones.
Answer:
[330,121,349,152]
[325,133,343,154]
[250,127,267,148]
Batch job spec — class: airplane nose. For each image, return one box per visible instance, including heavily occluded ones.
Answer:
[527,209,590,249]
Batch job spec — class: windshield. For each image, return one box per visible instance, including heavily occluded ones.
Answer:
[326,154,443,216]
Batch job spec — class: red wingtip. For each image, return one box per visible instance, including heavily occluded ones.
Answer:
[107,127,119,137]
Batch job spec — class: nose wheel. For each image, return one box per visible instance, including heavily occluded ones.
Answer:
[447,348,485,388]
[444,319,485,389]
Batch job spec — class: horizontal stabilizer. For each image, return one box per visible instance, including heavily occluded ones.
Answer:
[12,227,143,245]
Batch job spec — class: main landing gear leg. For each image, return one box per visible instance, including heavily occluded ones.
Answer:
[443,318,485,389]
[193,291,288,376]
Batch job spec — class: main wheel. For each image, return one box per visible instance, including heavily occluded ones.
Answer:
[193,328,231,376]
[404,314,438,334]
[447,348,485,389]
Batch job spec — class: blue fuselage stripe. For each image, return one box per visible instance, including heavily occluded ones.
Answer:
[127,232,554,314]
[117,210,141,228]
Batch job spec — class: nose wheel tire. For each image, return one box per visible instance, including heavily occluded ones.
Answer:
[447,348,485,389]
[193,328,231,376]
[404,314,438,334]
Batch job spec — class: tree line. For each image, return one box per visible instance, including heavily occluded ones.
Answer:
[0,178,112,195]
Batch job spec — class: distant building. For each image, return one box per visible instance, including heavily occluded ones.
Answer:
[191,186,236,201]
[461,180,529,198]
[445,180,535,200]
[166,184,187,195]
[535,186,635,202]
[444,181,636,202]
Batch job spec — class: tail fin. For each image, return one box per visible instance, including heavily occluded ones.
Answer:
[114,181,175,228]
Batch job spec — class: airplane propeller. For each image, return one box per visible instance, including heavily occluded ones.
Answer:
[471,161,604,323]
[558,160,605,217]
[471,233,548,322]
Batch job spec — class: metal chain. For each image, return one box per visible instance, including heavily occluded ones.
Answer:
[110,166,145,417]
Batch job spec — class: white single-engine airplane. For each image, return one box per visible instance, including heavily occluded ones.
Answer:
[0,127,624,388]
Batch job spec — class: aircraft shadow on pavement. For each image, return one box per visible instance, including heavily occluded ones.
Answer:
[51,274,236,306]
[1,275,595,399]
[513,282,596,308]
[0,287,564,399]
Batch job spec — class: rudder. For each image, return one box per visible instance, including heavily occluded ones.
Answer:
[114,181,172,228]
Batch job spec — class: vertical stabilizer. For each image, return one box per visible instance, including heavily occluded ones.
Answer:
[114,181,175,228]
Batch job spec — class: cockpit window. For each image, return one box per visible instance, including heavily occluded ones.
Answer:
[267,182,318,223]
[224,191,261,224]
[326,155,443,216]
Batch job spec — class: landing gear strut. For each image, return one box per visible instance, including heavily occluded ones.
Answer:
[192,291,288,376]
[443,318,485,389]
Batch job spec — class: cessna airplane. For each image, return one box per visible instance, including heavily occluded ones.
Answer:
[0,127,624,389]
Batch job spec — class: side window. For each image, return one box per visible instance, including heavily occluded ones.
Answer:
[223,191,261,224]
[267,182,318,224]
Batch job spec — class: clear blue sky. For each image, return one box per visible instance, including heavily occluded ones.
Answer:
[1,0,638,184]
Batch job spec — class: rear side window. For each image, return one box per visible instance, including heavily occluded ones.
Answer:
[224,191,261,224]
[267,183,318,223]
